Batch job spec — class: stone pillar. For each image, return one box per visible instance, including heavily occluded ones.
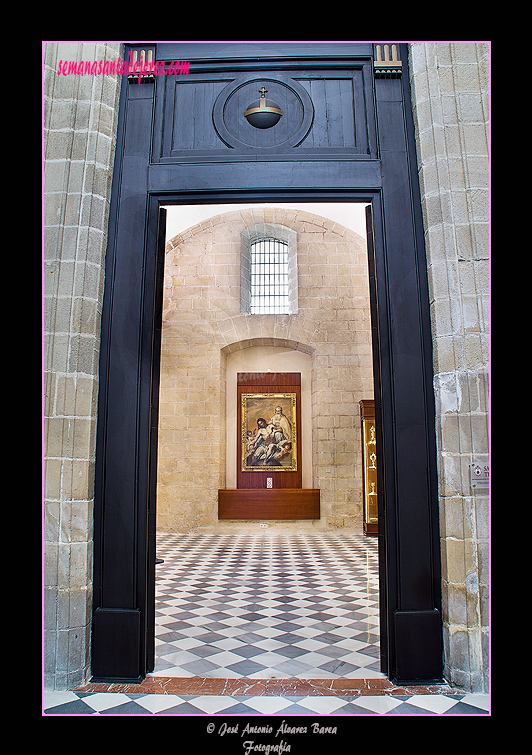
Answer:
[409,43,489,692]
[43,42,122,689]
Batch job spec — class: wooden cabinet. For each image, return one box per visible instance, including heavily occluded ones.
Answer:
[360,400,378,535]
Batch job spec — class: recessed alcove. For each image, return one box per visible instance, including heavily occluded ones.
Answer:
[219,350,319,521]
[224,344,313,488]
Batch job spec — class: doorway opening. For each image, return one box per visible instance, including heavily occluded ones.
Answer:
[150,201,384,682]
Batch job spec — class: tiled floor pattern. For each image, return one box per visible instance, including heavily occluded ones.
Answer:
[152,531,383,681]
[44,689,489,715]
[43,532,490,716]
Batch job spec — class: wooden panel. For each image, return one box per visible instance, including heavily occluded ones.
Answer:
[393,610,443,683]
[155,74,233,160]
[152,61,376,163]
[238,372,301,388]
[360,399,375,419]
[170,79,229,151]
[297,77,356,148]
[91,608,142,681]
[218,489,320,520]
[237,373,301,489]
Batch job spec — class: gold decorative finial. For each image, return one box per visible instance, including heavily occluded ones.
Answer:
[374,44,402,77]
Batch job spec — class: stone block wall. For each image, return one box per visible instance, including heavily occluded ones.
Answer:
[156,207,374,532]
[43,42,122,689]
[409,43,489,692]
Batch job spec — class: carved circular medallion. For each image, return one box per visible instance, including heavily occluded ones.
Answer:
[213,76,314,150]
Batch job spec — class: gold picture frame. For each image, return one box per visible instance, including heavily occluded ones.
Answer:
[241,393,297,472]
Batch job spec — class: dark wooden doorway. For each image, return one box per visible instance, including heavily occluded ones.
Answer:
[92,43,442,685]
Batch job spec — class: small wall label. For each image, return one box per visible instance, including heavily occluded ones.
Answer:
[470,461,489,488]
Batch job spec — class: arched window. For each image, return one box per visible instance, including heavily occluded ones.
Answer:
[250,238,289,314]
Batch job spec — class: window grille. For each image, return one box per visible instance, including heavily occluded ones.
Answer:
[250,238,290,314]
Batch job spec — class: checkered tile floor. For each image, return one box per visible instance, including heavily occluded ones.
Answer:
[152,531,383,680]
[43,532,490,716]
[43,689,489,715]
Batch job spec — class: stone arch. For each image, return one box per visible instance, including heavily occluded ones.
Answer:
[166,206,365,250]
[221,336,316,357]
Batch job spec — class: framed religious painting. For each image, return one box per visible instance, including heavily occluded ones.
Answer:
[219,372,318,518]
[241,392,297,472]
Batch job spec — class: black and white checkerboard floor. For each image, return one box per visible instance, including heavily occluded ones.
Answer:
[43,531,489,716]
[153,531,383,680]
[43,688,489,715]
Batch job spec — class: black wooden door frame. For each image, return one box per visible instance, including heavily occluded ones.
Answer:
[92,42,443,685]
